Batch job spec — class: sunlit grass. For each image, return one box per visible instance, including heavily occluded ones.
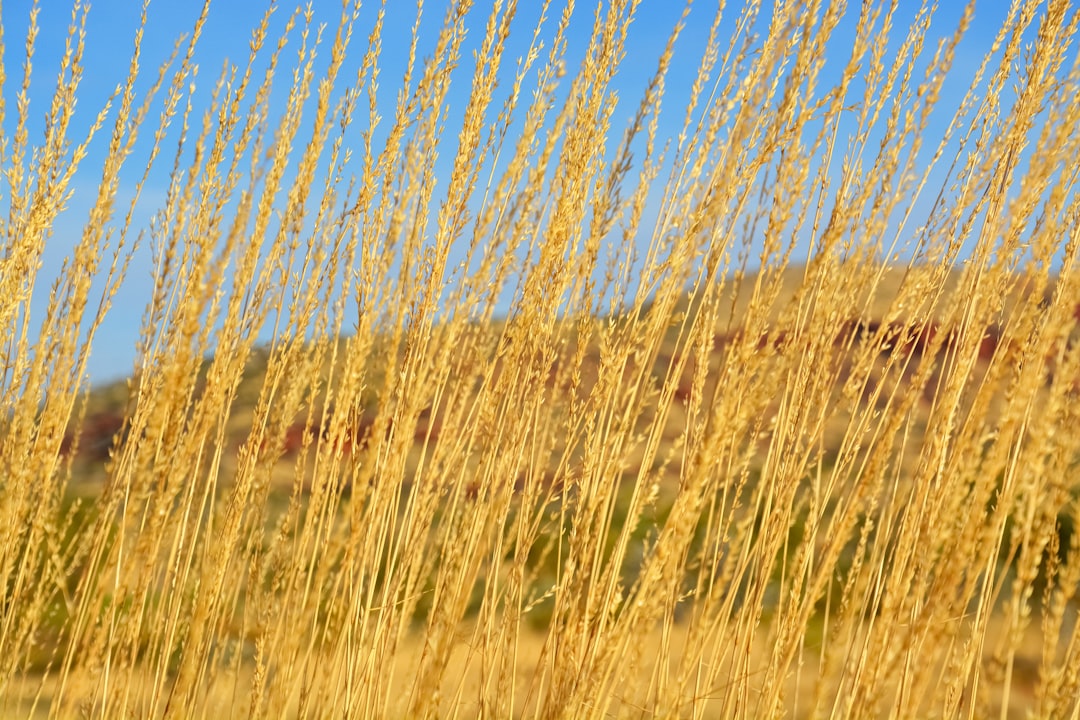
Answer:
[3,0,1080,718]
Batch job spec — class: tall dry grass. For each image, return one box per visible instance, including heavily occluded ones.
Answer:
[2,0,1080,717]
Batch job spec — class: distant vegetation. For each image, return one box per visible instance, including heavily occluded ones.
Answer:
[3,1,1080,718]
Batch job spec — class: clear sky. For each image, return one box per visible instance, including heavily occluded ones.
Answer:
[1,1,1046,384]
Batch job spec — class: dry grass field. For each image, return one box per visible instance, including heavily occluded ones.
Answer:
[3,0,1080,718]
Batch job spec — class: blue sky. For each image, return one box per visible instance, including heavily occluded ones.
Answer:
[2,1,1045,384]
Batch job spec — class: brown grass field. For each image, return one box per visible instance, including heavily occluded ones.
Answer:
[4,0,1080,718]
